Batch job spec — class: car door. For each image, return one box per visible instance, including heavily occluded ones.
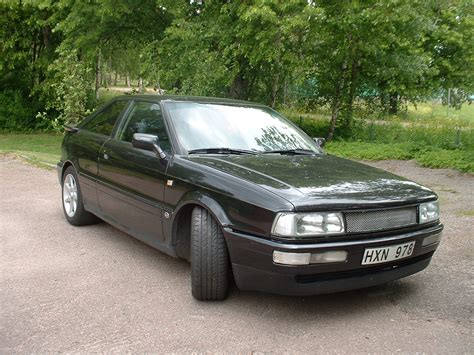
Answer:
[96,100,172,249]
[70,99,129,213]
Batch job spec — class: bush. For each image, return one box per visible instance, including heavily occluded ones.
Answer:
[284,112,330,138]
[50,48,96,126]
[0,90,38,130]
[415,149,474,172]
[326,142,417,160]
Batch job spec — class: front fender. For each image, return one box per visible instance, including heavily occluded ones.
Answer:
[171,191,231,228]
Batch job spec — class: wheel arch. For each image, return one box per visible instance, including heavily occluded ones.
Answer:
[60,160,76,183]
[171,193,231,261]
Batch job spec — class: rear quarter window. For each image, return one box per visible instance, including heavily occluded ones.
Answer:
[82,100,128,136]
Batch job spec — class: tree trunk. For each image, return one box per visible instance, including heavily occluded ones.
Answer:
[42,26,51,49]
[327,97,341,142]
[138,77,144,93]
[229,73,248,100]
[345,58,358,124]
[388,92,398,114]
[114,72,118,86]
[270,72,280,108]
[95,50,101,100]
[380,94,386,112]
[229,57,251,100]
[270,32,282,108]
[30,34,38,90]
[125,74,131,87]
[327,70,345,142]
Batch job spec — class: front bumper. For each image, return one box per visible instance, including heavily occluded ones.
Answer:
[224,224,442,296]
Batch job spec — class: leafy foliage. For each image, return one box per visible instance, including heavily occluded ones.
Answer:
[0,1,60,129]
[0,0,473,139]
[49,48,95,126]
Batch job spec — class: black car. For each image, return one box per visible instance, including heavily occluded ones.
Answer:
[58,95,443,300]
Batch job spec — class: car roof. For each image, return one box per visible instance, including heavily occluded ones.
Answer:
[113,94,266,107]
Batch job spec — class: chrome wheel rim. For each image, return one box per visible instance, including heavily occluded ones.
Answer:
[63,174,78,217]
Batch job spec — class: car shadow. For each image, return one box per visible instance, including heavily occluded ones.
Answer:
[225,281,419,319]
[84,220,422,319]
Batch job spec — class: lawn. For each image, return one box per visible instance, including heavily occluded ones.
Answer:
[283,101,474,128]
[0,133,63,168]
[402,102,474,126]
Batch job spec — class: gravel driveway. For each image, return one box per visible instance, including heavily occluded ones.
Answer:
[0,157,472,352]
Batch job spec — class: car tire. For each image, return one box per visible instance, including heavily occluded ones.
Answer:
[61,166,99,226]
[191,206,230,301]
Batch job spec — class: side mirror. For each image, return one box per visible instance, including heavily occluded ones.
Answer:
[132,133,166,159]
[64,125,79,133]
[313,137,326,148]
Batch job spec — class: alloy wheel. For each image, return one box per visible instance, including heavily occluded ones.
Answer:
[63,174,78,217]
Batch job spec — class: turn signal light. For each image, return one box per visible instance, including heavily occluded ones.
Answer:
[273,250,347,265]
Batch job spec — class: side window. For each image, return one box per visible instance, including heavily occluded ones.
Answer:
[82,101,128,136]
[119,101,171,152]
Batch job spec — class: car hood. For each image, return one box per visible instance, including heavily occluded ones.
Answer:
[185,154,437,210]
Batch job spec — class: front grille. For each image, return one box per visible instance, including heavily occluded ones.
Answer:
[345,206,417,233]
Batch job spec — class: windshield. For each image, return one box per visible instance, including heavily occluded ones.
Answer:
[165,102,322,154]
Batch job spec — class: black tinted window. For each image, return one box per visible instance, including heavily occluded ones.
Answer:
[83,101,127,136]
[119,101,171,152]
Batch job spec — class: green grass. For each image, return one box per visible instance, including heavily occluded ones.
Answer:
[401,102,474,126]
[326,141,474,173]
[0,133,63,168]
[283,101,474,128]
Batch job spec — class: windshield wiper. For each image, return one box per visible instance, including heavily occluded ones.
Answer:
[188,147,258,155]
[261,149,317,156]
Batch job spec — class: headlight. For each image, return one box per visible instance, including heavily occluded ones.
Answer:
[419,201,440,224]
[272,212,345,237]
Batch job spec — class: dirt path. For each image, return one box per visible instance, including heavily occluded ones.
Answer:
[0,157,472,352]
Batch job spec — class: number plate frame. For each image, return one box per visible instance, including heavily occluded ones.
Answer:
[361,241,416,265]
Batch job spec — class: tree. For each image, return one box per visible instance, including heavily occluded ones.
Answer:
[0,0,61,129]
[158,1,308,106]
[425,0,474,107]
[302,0,437,140]
[1,0,472,135]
